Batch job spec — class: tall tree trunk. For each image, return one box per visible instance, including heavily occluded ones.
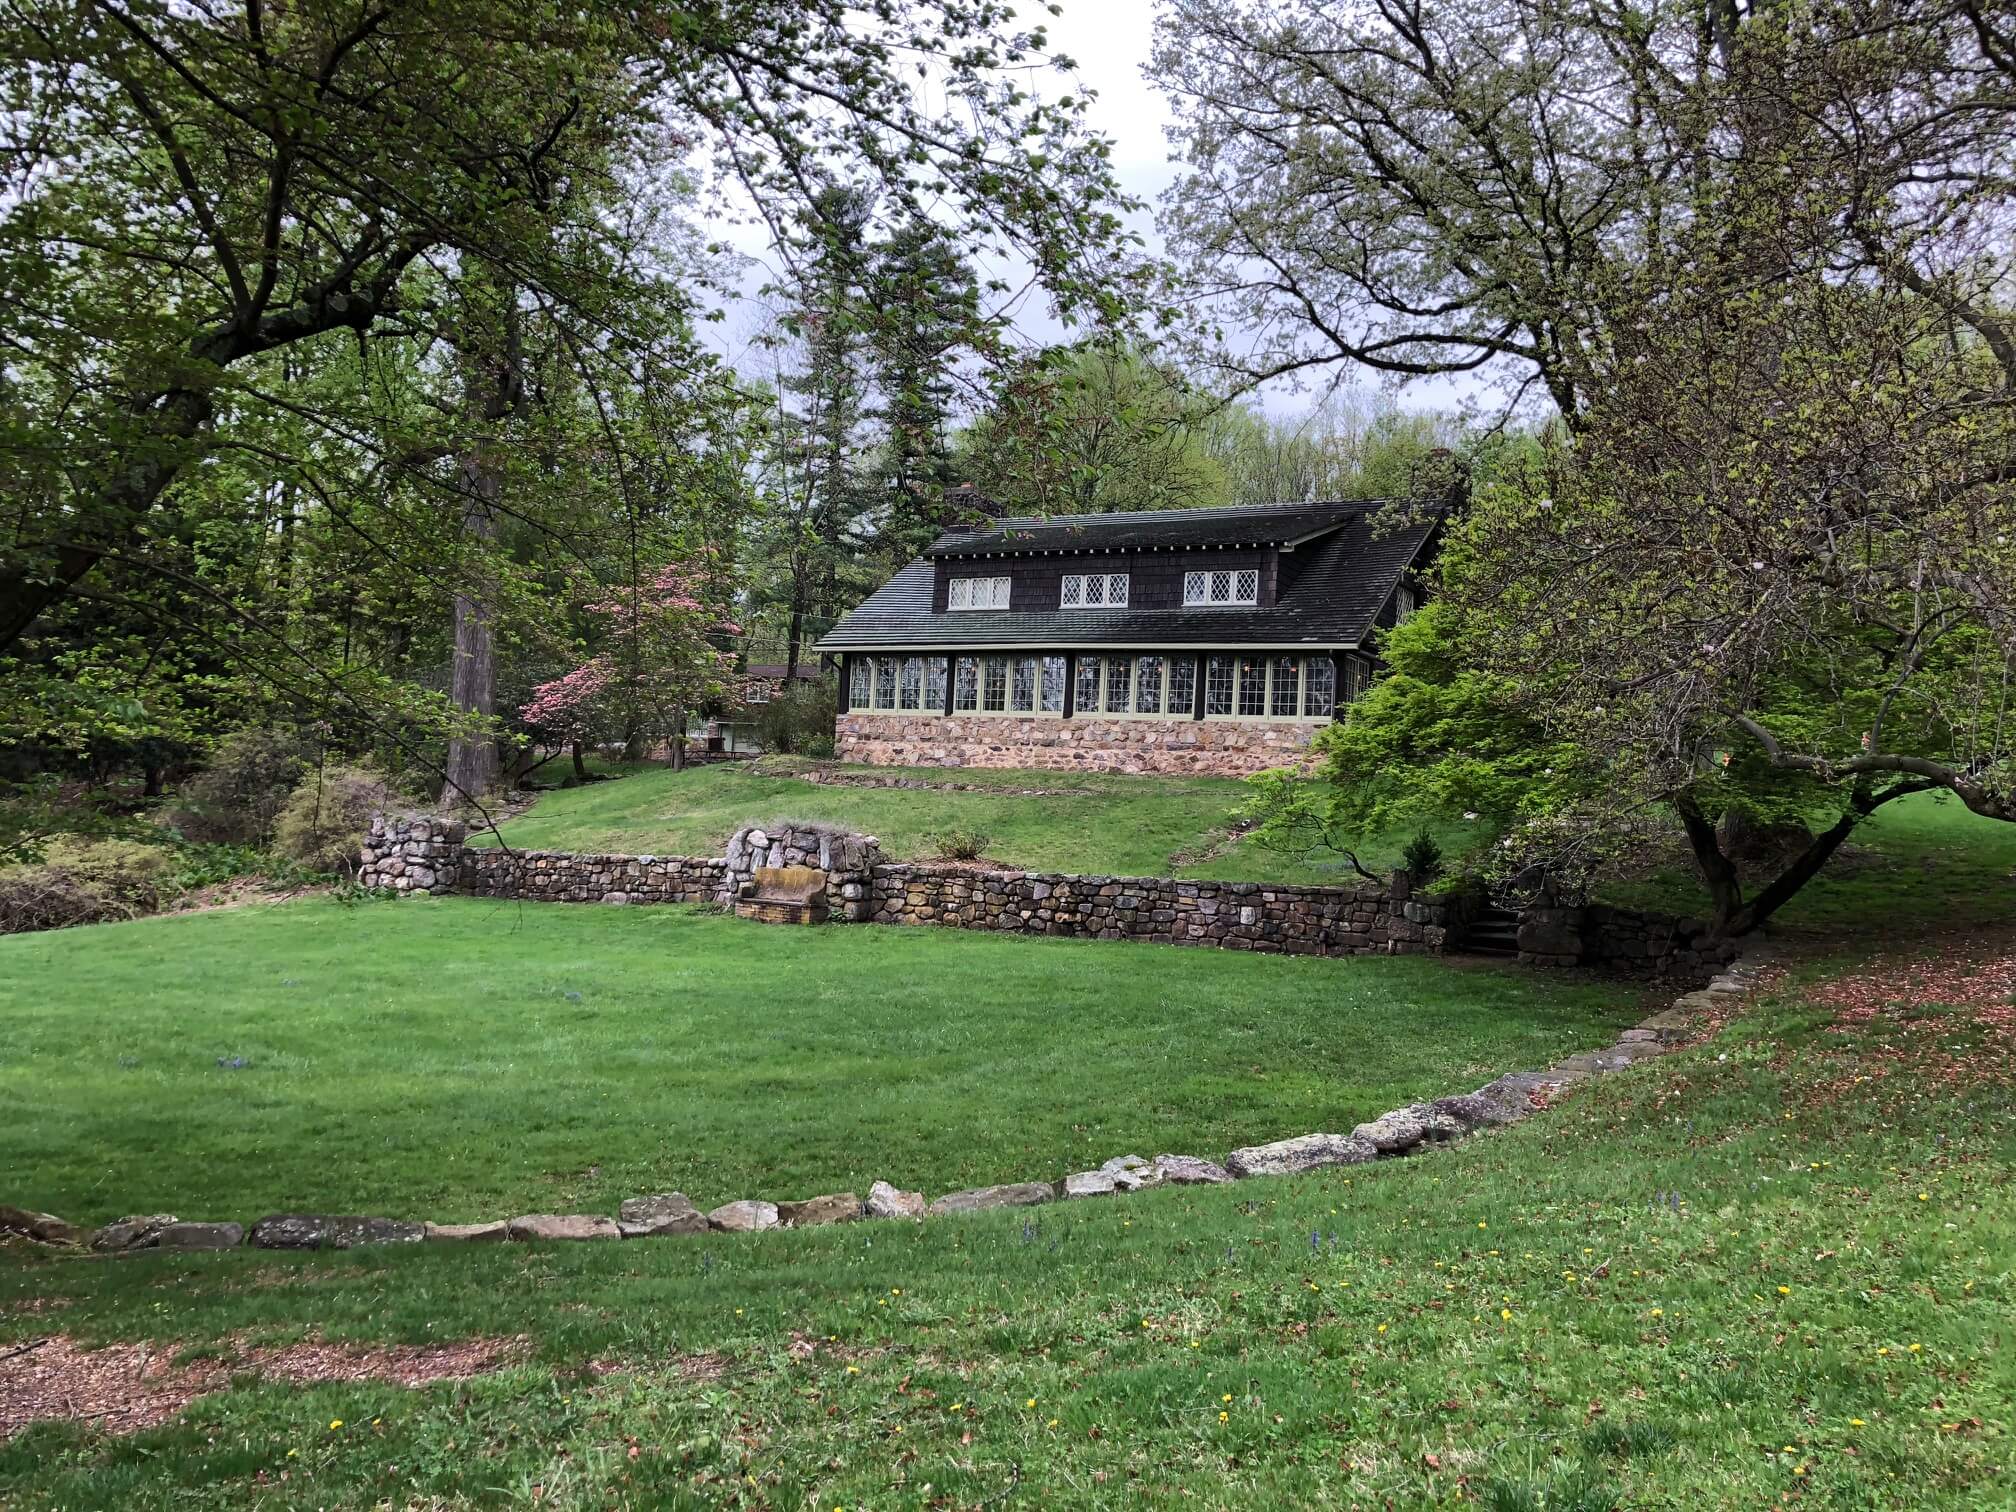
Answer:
[571,740,588,781]
[785,593,807,685]
[442,461,501,803]
[440,280,520,806]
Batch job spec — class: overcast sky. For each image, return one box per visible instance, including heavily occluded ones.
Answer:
[706,0,1459,421]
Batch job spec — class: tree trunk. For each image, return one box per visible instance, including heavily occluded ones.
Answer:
[571,740,588,781]
[1721,810,1861,936]
[785,588,808,684]
[1676,797,1745,935]
[669,705,687,770]
[441,460,501,804]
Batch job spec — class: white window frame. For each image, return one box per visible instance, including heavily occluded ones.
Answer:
[1201,654,1338,722]
[948,575,1011,611]
[1061,572,1129,609]
[1182,568,1260,607]
[1070,652,1199,719]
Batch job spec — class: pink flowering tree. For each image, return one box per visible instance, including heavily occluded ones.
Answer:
[520,561,740,774]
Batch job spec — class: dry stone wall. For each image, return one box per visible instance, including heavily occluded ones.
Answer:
[362,813,1724,975]
[1518,902,1740,976]
[864,863,1451,957]
[834,711,1324,777]
[358,814,467,895]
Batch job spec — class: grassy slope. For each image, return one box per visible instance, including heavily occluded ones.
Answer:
[0,898,1639,1223]
[475,759,1436,885]
[1603,791,2016,934]
[3,959,2010,1509]
[481,764,2015,934]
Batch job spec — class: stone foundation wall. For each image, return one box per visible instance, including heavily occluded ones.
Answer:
[1518,903,1741,976]
[833,711,1324,776]
[864,864,1450,956]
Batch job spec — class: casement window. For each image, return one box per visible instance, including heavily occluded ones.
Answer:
[948,575,1011,610]
[874,657,898,708]
[1205,655,1236,716]
[924,657,947,710]
[1061,572,1129,608]
[1394,584,1417,623]
[1183,567,1259,606]
[953,655,979,711]
[1040,655,1066,712]
[897,657,924,710]
[1206,654,1339,721]
[849,657,871,707]
[982,655,1008,711]
[1073,653,1198,716]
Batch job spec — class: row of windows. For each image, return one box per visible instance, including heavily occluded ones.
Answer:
[848,653,1342,720]
[947,568,1266,612]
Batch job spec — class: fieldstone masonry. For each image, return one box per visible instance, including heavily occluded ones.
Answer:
[834,711,1326,777]
[358,814,467,894]
[359,813,1725,975]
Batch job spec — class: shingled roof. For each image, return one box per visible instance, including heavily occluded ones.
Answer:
[922,499,1383,558]
[816,500,1440,652]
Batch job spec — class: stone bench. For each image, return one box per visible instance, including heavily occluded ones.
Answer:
[735,865,829,926]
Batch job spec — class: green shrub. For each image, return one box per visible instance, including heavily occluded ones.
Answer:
[928,827,992,862]
[1401,829,1445,883]
[750,681,836,755]
[272,765,404,876]
[170,728,309,845]
[0,838,174,935]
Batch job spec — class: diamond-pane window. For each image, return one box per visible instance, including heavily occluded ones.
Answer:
[1060,575,1082,606]
[1184,568,1257,606]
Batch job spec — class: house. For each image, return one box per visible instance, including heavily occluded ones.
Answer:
[813,499,1441,775]
[695,661,827,757]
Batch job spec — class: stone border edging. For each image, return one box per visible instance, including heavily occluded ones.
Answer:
[3,945,1769,1259]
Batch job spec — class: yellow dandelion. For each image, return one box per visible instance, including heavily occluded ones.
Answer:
[1377,1323,1388,1334]
[950,1402,964,1412]
[1849,1419,1866,1428]
[1222,1393,1233,1403]
[1777,1286,1790,1296]
[1501,1308,1513,1321]
[1650,1308,1663,1318]
[847,1365,860,1375]
[1189,1339,1201,1349]
[1026,1398,1037,1409]
[1477,1221,1488,1230]
[1048,1417,1059,1428]
[1918,1193,1929,1201]
[329,1419,343,1431]
[1908,1343,1923,1353]
[1219,1411,1229,1423]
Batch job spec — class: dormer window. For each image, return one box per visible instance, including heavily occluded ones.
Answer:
[1061,572,1128,608]
[947,575,1010,610]
[1183,568,1259,606]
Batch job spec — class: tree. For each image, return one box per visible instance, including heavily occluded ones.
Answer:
[1,0,1138,791]
[520,561,740,772]
[957,345,1232,515]
[1218,0,2016,933]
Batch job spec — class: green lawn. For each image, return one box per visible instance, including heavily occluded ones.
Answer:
[1599,790,2016,935]
[0,897,1640,1224]
[476,758,1429,884]
[4,937,2010,1508]
[482,764,2016,938]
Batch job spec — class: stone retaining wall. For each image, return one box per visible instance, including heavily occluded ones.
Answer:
[1518,902,1741,976]
[864,863,1451,956]
[834,711,1325,777]
[364,813,1725,975]
[358,814,468,895]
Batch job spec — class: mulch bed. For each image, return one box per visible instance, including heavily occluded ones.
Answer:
[0,1333,523,1440]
